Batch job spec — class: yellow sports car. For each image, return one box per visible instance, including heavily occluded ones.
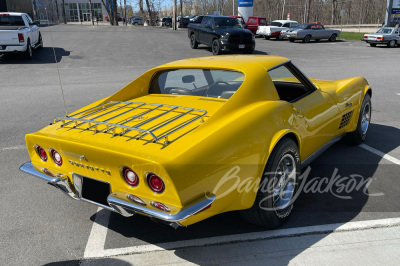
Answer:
[20,55,372,228]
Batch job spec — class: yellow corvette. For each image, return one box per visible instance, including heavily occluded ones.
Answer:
[20,55,372,228]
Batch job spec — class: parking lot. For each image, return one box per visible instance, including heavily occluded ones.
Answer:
[1,25,400,265]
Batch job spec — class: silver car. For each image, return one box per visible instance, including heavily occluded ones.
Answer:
[286,23,340,43]
[362,27,399,48]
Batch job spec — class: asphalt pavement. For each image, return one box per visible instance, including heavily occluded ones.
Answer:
[1,24,400,265]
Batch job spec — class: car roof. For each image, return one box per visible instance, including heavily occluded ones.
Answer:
[0,12,25,16]
[158,55,290,73]
[272,20,298,23]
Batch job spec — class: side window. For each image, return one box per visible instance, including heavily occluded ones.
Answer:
[201,17,210,27]
[268,64,313,102]
[25,15,34,25]
[283,23,290,27]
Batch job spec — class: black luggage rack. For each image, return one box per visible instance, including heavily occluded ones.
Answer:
[54,101,207,144]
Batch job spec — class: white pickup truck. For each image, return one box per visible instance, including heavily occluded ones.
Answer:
[0,12,43,59]
[257,20,299,40]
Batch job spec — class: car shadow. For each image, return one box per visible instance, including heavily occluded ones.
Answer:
[0,47,70,64]
[86,122,400,265]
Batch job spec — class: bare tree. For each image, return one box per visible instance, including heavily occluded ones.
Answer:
[54,0,60,24]
[113,0,119,25]
[145,0,154,25]
[61,0,67,24]
[100,0,114,25]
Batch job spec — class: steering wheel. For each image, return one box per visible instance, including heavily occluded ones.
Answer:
[206,81,231,97]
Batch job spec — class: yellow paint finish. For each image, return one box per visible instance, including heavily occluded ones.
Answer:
[24,55,371,226]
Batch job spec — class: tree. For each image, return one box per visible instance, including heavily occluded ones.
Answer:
[61,0,67,24]
[112,0,119,25]
[145,0,154,25]
[55,0,60,24]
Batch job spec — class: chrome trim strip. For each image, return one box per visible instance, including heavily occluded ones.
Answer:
[301,134,345,168]
[19,162,78,200]
[267,60,291,72]
[107,191,216,222]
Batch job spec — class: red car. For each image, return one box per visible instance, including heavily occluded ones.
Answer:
[227,15,246,27]
[246,16,267,35]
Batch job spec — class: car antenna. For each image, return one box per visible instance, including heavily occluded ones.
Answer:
[45,7,68,117]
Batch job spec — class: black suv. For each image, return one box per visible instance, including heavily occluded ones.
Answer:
[188,15,255,55]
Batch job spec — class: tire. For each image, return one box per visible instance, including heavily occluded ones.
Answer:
[23,40,33,60]
[37,34,43,50]
[264,36,270,40]
[165,21,170,27]
[302,35,311,43]
[243,47,254,54]
[240,138,300,228]
[211,39,221,55]
[133,22,138,26]
[276,34,283,40]
[345,93,371,145]
[369,43,377,47]
[329,34,337,42]
[387,40,395,48]
[289,38,295,42]
[190,34,198,49]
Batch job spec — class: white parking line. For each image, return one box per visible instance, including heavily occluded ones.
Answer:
[83,215,400,259]
[359,143,400,165]
[396,93,400,96]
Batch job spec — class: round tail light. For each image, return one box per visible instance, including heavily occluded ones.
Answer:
[36,145,47,162]
[151,201,170,212]
[147,173,165,194]
[50,149,63,166]
[122,167,139,187]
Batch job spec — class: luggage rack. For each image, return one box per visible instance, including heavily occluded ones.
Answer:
[54,101,207,144]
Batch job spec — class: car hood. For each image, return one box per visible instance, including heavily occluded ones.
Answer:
[215,27,252,35]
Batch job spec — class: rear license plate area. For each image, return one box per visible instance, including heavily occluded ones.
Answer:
[239,44,245,49]
[81,176,111,206]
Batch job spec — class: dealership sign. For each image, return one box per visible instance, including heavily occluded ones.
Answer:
[393,0,400,14]
[238,0,253,7]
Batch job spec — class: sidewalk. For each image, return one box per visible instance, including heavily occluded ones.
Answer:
[80,223,400,265]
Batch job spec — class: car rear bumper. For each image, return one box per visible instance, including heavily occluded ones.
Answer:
[220,40,255,51]
[362,39,391,44]
[0,44,27,53]
[20,161,216,227]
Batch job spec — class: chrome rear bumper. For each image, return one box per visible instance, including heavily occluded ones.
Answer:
[20,162,215,226]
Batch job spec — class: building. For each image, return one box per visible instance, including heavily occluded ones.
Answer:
[63,0,107,22]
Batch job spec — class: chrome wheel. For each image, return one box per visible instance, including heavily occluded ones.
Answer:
[272,154,296,210]
[361,102,371,136]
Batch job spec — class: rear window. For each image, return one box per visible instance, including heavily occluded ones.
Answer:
[259,19,267,25]
[149,69,245,99]
[269,22,283,27]
[0,15,25,26]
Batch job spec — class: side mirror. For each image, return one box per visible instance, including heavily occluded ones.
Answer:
[182,75,195,84]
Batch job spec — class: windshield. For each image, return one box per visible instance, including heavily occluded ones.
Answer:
[214,17,242,28]
[269,22,283,27]
[149,69,245,99]
[0,15,25,26]
[376,27,393,34]
[294,24,307,29]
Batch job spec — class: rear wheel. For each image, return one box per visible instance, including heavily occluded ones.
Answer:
[345,93,371,145]
[37,34,43,50]
[329,34,337,42]
[302,35,311,43]
[369,43,377,47]
[276,34,283,40]
[387,40,395,48]
[190,34,198,49]
[211,39,221,55]
[264,36,270,40]
[240,138,300,228]
[23,40,32,60]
